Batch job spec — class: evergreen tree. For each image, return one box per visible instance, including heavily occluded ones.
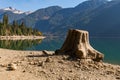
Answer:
[13,20,18,27]
[12,20,17,35]
[0,14,42,36]
[3,14,8,27]
[20,22,27,35]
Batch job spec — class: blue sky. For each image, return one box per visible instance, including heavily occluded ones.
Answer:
[0,0,87,11]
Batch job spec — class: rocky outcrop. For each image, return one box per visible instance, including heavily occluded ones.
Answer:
[55,29,104,62]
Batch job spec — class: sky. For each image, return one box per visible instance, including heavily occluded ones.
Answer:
[0,0,87,12]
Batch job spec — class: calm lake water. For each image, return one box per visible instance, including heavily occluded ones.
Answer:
[0,37,120,65]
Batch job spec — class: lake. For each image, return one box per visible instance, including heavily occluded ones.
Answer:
[0,37,120,65]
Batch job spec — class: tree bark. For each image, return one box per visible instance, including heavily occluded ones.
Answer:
[55,29,104,62]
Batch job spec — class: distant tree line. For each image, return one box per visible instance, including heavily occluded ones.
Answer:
[0,14,42,36]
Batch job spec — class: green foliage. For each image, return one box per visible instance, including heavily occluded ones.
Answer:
[0,39,42,50]
[0,14,42,36]
[3,14,9,27]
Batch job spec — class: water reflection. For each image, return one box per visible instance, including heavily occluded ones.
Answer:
[0,37,120,65]
[0,37,65,51]
[0,39,42,50]
[29,37,65,51]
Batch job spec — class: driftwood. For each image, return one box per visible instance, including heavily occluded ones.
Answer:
[55,29,104,62]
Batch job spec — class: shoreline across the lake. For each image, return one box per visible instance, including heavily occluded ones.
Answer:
[0,48,120,80]
[0,36,45,40]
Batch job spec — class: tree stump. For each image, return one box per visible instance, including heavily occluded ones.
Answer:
[55,29,104,62]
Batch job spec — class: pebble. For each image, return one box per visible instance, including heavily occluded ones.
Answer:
[22,70,26,73]
[38,61,44,66]
[7,63,17,71]
[93,65,99,70]
[40,70,46,74]
[106,70,115,75]
[58,77,65,80]
[116,76,120,79]
[29,61,35,65]
[69,69,73,73]
[42,50,49,55]
[0,64,7,67]
[29,52,33,54]
[45,57,52,62]
[29,71,33,73]
[58,60,64,64]
[74,64,80,68]
[82,65,89,71]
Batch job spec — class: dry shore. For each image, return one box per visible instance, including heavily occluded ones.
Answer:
[0,48,120,80]
[0,36,45,40]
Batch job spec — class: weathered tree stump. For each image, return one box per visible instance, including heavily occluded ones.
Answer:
[55,29,104,62]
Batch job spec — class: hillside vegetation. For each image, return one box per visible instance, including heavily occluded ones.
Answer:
[0,14,42,36]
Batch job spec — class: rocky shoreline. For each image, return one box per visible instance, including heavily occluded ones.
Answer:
[0,48,120,80]
[0,36,45,40]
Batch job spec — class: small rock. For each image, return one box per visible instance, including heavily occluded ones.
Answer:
[62,55,68,60]
[38,61,44,66]
[0,56,1,58]
[22,70,26,73]
[106,70,115,75]
[40,70,46,74]
[7,63,17,71]
[0,64,7,67]
[80,59,87,65]
[116,76,120,79]
[52,72,56,74]
[92,65,99,70]
[81,65,89,71]
[45,57,52,62]
[58,60,64,64]
[49,68,53,72]
[42,50,49,55]
[88,64,93,67]
[22,57,27,61]
[97,62,103,68]
[30,52,33,54]
[29,61,34,65]
[58,77,65,80]
[115,70,120,76]
[29,61,38,65]
[29,71,33,73]
[69,69,73,73]
[74,64,80,68]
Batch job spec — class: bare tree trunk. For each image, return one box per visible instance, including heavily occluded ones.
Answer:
[55,29,104,62]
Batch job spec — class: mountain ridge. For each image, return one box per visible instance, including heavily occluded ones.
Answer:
[0,7,32,23]
[17,6,62,28]
[34,0,120,37]
[0,6,32,15]
[34,0,109,36]
[1,0,120,37]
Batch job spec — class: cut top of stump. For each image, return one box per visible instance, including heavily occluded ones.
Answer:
[74,29,88,33]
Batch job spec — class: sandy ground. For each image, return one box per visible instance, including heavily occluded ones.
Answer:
[0,48,120,80]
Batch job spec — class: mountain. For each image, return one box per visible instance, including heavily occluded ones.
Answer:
[4,0,120,37]
[70,0,120,37]
[83,0,120,37]
[2,7,24,14]
[18,6,62,28]
[0,7,32,23]
[34,0,120,37]
[34,0,109,36]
